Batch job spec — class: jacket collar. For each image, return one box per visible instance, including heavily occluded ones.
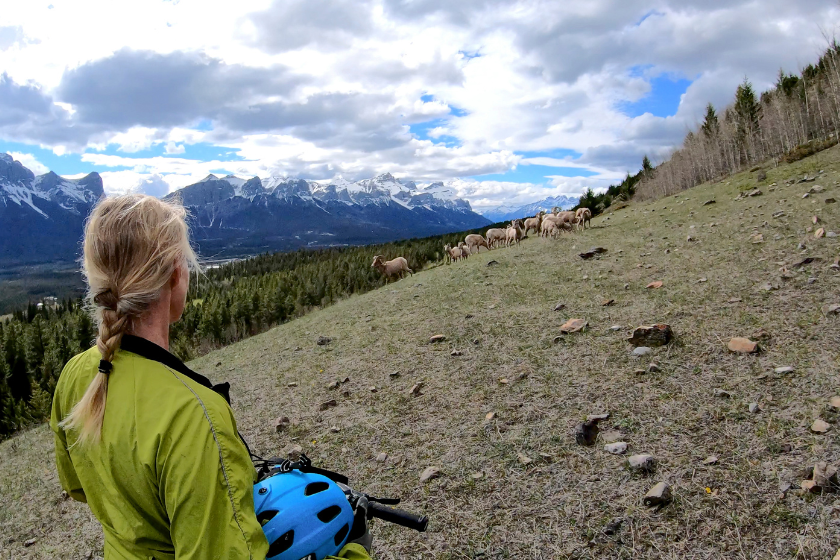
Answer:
[120,335,231,404]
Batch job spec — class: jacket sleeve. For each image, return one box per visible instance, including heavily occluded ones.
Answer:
[49,377,86,503]
[159,394,269,560]
[328,544,372,559]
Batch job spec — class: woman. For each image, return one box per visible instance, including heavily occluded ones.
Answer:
[51,194,370,559]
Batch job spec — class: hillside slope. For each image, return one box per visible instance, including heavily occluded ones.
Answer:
[2,147,840,558]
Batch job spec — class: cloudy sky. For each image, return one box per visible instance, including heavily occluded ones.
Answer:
[0,1,836,212]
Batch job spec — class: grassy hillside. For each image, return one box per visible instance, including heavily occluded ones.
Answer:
[2,146,840,559]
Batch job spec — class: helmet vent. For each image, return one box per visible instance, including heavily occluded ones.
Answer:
[267,529,294,557]
[317,505,342,523]
[334,523,350,546]
[304,481,330,496]
[257,509,279,526]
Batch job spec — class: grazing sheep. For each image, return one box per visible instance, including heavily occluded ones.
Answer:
[555,211,577,227]
[443,243,463,264]
[575,208,592,230]
[523,212,543,236]
[458,241,471,258]
[506,219,525,247]
[540,219,559,239]
[465,233,490,253]
[485,228,507,249]
[371,255,413,280]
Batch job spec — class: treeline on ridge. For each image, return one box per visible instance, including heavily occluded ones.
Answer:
[0,225,503,438]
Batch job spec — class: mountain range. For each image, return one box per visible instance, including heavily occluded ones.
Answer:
[0,154,491,265]
[0,153,103,265]
[481,195,580,222]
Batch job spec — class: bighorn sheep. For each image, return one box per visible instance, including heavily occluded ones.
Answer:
[485,228,507,249]
[506,219,525,247]
[458,241,471,258]
[371,255,413,280]
[523,212,544,236]
[575,208,592,230]
[443,243,463,264]
[465,233,489,253]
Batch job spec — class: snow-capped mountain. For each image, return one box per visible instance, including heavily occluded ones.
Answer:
[481,195,580,223]
[0,153,103,265]
[164,172,490,256]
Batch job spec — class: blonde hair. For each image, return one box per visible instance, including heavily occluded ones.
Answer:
[60,194,199,445]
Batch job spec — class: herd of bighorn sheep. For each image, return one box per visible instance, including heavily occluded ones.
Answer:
[372,206,592,279]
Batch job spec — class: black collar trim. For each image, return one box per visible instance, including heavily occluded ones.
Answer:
[120,335,231,404]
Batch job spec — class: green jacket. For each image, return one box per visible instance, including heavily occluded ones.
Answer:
[51,335,370,560]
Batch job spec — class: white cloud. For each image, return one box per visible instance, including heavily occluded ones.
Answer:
[8,152,48,175]
[0,0,838,209]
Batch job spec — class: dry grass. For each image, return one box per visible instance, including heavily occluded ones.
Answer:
[2,146,840,559]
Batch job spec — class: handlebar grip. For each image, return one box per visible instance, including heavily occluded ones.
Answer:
[368,502,428,532]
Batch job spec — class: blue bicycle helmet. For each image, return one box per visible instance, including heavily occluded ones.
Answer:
[254,470,355,560]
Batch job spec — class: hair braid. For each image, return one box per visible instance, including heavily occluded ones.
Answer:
[59,194,200,445]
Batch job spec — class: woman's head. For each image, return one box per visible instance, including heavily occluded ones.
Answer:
[61,194,199,444]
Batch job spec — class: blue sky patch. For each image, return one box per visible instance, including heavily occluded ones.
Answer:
[620,72,692,118]
[409,119,460,147]
[475,163,596,184]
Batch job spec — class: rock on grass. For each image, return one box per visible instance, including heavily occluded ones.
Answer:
[420,466,441,482]
[727,337,758,353]
[643,482,672,507]
[628,324,673,347]
[811,419,831,433]
[627,454,657,474]
[560,318,587,333]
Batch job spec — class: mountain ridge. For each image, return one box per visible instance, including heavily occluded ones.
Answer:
[481,195,579,222]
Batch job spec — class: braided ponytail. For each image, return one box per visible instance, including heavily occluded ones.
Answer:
[60,194,198,445]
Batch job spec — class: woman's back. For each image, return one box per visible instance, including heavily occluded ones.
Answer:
[51,337,269,559]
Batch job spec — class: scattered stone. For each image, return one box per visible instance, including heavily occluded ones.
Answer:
[633,346,652,357]
[560,318,588,333]
[428,334,446,344]
[517,452,533,465]
[800,462,839,493]
[813,215,820,224]
[601,298,615,306]
[471,472,484,480]
[822,304,840,315]
[624,283,630,290]
[827,198,837,204]
[703,199,716,206]
[634,368,646,375]
[760,282,776,291]
[627,454,657,474]
[215,361,222,367]
[275,416,290,433]
[553,303,566,311]
[498,378,509,384]
[376,452,388,463]
[486,260,499,266]
[816,227,826,238]
[574,415,608,446]
[464,314,474,319]
[810,185,826,194]
[811,419,831,433]
[485,411,496,421]
[473,338,480,345]
[628,324,673,347]
[602,518,624,536]
[317,336,332,346]
[24,539,37,547]
[643,482,672,507]
[408,382,424,397]
[286,445,303,461]
[287,382,298,387]
[450,349,463,357]
[319,399,338,411]
[609,325,622,331]
[751,233,764,243]
[749,402,760,414]
[605,442,628,455]
[419,466,441,483]
[327,380,340,390]
[687,235,695,242]
[803,192,810,199]
[646,281,664,289]
[828,231,838,238]
[713,388,731,398]
[772,210,786,218]
[369,386,378,393]
[727,337,758,353]
[389,371,400,378]
[330,426,341,433]
[702,456,719,465]
[727,297,742,303]
[774,366,795,374]
[830,396,840,409]
[648,363,661,373]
